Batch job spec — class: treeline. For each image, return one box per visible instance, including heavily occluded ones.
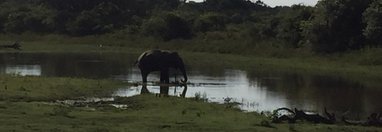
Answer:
[0,0,381,53]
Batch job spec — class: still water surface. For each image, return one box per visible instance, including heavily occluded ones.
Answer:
[1,52,381,117]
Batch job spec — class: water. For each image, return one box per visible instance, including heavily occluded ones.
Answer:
[1,52,381,117]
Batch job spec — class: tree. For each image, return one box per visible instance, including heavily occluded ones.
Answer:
[276,5,313,48]
[203,0,257,13]
[142,13,192,41]
[66,2,123,36]
[306,0,371,53]
[194,12,227,32]
[1,1,55,34]
[363,0,382,48]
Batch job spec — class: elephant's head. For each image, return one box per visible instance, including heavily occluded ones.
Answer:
[168,52,188,83]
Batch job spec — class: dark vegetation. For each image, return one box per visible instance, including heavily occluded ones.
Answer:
[0,0,382,53]
[0,41,20,50]
[272,108,336,124]
[272,107,382,127]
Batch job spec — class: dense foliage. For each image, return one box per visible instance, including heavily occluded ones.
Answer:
[0,0,381,53]
[306,0,372,53]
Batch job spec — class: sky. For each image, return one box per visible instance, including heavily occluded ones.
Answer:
[188,0,319,7]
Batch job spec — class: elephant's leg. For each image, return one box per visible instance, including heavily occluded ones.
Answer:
[160,85,169,97]
[160,73,165,83]
[165,72,169,83]
[180,85,187,98]
[160,69,169,83]
[140,84,149,94]
[141,71,148,83]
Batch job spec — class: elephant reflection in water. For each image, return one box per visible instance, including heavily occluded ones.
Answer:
[140,84,188,98]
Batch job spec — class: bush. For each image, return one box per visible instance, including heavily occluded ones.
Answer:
[66,2,123,36]
[306,0,371,53]
[194,12,227,32]
[363,0,382,48]
[3,4,55,34]
[142,13,192,41]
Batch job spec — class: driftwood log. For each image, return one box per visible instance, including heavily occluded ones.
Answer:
[0,42,21,50]
[271,107,336,124]
[273,107,382,127]
[342,113,382,127]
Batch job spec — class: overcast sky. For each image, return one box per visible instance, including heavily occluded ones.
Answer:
[189,0,319,7]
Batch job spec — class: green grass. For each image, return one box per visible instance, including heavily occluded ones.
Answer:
[0,94,381,132]
[0,75,379,131]
[0,75,128,101]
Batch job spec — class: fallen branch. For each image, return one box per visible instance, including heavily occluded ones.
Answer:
[272,107,336,124]
[342,113,382,127]
[271,107,296,123]
[294,108,336,124]
[0,42,21,50]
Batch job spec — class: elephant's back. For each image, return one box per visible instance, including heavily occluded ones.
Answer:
[137,50,171,64]
[139,50,171,58]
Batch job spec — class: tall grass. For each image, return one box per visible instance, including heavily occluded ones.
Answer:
[0,33,310,56]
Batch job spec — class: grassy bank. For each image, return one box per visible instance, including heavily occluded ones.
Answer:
[0,75,127,101]
[2,96,382,132]
[0,76,381,131]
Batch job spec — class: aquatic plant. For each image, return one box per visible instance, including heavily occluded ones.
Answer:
[194,92,208,102]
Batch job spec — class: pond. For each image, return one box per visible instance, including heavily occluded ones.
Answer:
[1,52,381,117]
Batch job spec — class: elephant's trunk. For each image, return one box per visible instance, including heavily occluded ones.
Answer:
[181,67,188,83]
[178,61,187,83]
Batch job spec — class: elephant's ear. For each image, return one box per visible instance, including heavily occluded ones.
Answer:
[170,52,179,57]
[169,52,181,63]
[171,52,178,55]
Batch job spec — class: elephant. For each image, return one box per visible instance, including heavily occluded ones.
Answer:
[136,49,188,84]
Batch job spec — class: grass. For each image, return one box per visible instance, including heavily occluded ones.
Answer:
[0,75,128,101]
[1,34,382,131]
[1,94,382,132]
[0,72,380,131]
